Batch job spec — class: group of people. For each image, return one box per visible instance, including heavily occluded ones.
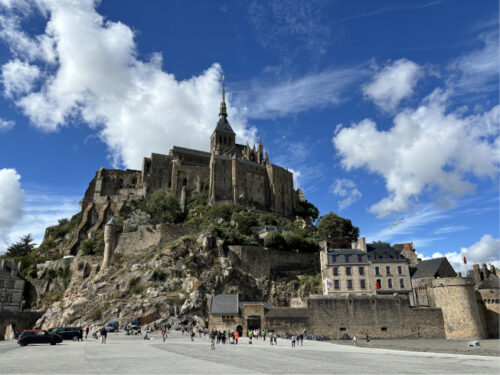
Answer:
[290,332,305,347]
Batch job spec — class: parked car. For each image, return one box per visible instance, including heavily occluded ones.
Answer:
[106,321,119,332]
[50,327,83,341]
[18,330,62,346]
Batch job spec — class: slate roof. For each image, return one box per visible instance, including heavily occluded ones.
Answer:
[411,257,456,279]
[172,146,211,158]
[326,249,368,265]
[210,294,239,314]
[366,243,407,263]
[215,117,235,134]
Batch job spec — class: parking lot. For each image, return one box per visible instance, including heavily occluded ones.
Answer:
[1,331,499,374]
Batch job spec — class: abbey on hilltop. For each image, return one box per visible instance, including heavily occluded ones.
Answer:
[73,77,300,252]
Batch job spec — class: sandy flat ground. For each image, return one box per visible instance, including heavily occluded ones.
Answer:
[330,338,500,357]
[1,331,499,374]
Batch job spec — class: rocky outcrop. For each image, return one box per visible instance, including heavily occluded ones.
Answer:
[33,226,321,330]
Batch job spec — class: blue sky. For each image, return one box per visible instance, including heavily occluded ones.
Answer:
[0,0,498,272]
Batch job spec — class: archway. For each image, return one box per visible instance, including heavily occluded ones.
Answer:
[246,316,261,330]
[236,325,243,337]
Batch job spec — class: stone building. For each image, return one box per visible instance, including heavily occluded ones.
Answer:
[469,264,499,338]
[320,241,412,299]
[69,78,300,254]
[0,260,25,312]
[410,258,488,339]
[208,294,274,336]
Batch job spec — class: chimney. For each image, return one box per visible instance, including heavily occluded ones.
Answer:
[457,272,462,278]
[481,263,488,280]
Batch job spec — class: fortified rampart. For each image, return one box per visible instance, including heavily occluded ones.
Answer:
[430,277,487,339]
[306,295,445,339]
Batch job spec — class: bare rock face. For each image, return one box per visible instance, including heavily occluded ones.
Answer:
[30,229,321,330]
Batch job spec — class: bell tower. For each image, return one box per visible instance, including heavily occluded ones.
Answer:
[210,75,236,153]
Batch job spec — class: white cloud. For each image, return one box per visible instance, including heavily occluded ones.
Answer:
[434,225,468,235]
[237,67,365,119]
[0,0,255,168]
[2,58,40,97]
[449,31,499,95]
[333,89,499,217]
[363,58,422,112]
[0,118,14,132]
[330,178,361,210]
[431,234,500,274]
[0,168,24,251]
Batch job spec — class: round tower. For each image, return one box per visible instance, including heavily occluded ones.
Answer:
[431,277,486,339]
[102,217,116,270]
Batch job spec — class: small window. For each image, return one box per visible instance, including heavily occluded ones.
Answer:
[387,279,393,288]
[398,266,403,275]
[333,267,338,276]
[346,267,351,276]
[339,327,347,331]
[381,327,388,331]
[386,266,391,275]
[360,279,366,289]
[8,280,14,289]
[331,256,337,263]
[375,266,380,275]
[359,266,364,275]
[345,255,350,262]
[347,280,353,289]
[357,254,363,262]
[334,280,340,289]
[399,278,405,288]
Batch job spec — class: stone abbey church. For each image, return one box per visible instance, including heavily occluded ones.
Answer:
[75,79,299,251]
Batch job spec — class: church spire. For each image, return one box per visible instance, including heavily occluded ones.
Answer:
[219,74,227,118]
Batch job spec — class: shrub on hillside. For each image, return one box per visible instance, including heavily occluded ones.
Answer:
[123,210,152,232]
[145,190,185,224]
[264,231,286,250]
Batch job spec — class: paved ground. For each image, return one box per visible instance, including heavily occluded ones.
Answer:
[1,331,499,374]
[332,338,500,357]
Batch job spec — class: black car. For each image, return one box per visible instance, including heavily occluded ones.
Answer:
[18,330,63,346]
[50,327,83,341]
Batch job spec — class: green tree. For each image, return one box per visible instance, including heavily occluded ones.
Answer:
[294,200,319,221]
[145,190,185,224]
[316,212,359,244]
[6,234,36,257]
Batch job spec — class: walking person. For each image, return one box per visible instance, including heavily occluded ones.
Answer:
[299,333,303,346]
[209,330,215,350]
[234,330,239,344]
[365,332,370,344]
[249,330,253,344]
[262,329,266,342]
[353,335,358,346]
[291,334,296,348]
[274,333,277,345]
[100,326,107,344]
[85,326,89,340]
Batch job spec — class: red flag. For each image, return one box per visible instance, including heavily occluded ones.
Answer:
[463,257,467,264]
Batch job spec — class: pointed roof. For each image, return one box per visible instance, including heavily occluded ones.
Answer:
[411,257,456,279]
[214,74,235,135]
[106,217,115,226]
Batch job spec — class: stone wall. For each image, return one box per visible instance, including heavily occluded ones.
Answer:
[307,295,445,339]
[0,311,42,340]
[478,288,499,338]
[431,277,487,339]
[227,246,320,279]
[265,308,308,334]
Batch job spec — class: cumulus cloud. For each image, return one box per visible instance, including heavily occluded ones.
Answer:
[330,178,361,210]
[333,89,499,217]
[431,234,500,274]
[0,118,14,131]
[0,168,25,251]
[2,58,40,97]
[363,58,422,112]
[0,0,255,168]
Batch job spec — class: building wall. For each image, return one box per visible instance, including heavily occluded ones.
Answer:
[322,263,372,296]
[208,314,243,333]
[430,277,487,339]
[370,261,411,293]
[0,262,25,312]
[478,289,500,338]
[307,296,445,339]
